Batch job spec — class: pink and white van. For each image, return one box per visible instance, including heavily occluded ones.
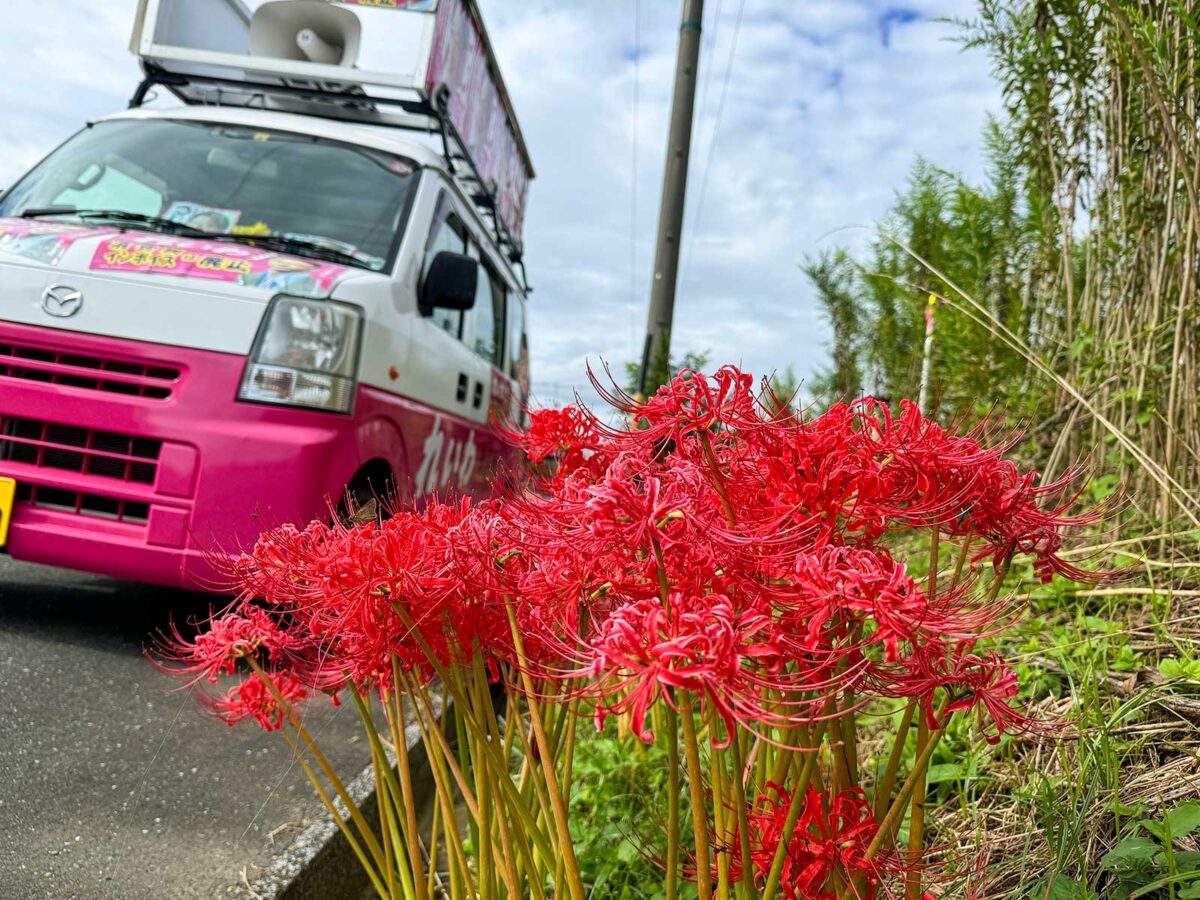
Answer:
[0,0,534,589]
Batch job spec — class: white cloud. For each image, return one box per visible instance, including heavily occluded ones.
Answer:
[0,0,1000,407]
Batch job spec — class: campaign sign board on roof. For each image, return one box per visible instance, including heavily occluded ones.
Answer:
[426,0,532,244]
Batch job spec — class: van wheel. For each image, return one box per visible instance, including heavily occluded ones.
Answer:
[337,463,395,525]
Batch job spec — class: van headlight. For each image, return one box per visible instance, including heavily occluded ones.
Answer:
[238,296,364,413]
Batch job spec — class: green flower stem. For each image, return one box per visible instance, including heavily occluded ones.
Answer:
[666,703,681,900]
[397,669,476,900]
[389,661,430,900]
[245,658,389,879]
[680,699,713,900]
[928,527,941,600]
[906,717,930,899]
[706,715,731,900]
[471,660,531,900]
[699,430,737,526]
[349,689,410,900]
[873,702,917,824]
[278,725,392,900]
[554,698,582,896]
[767,722,809,787]
[390,603,556,865]
[865,703,952,863]
[727,726,754,900]
[505,601,587,900]
[423,779,443,899]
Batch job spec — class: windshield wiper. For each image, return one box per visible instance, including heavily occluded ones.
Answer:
[19,207,210,237]
[205,232,367,269]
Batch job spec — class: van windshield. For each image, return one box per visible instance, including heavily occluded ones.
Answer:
[0,119,419,272]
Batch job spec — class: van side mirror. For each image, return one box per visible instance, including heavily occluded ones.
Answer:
[420,251,477,315]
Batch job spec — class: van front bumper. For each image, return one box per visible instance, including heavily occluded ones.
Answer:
[0,321,364,590]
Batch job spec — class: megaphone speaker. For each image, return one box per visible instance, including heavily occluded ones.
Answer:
[249,0,362,68]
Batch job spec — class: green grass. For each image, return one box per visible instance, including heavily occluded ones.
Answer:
[560,530,1200,898]
[922,533,1200,898]
[567,722,696,900]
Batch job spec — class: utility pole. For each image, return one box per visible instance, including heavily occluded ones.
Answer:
[638,0,704,396]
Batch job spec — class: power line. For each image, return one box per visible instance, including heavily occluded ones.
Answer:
[678,0,746,292]
[692,0,726,169]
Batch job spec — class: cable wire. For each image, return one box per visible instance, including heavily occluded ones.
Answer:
[679,0,746,292]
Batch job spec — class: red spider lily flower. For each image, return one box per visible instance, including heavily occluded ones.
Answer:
[872,642,1033,744]
[737,783,901,899]
[590,365,758,447]
[963,463,1110,583]
[499,404,611,488]
[777,545,929,661]
[506,405,601,465]
[154,605,302,686]
[205,669,309,732]
[581,457,705,551]
[579,593,833,743]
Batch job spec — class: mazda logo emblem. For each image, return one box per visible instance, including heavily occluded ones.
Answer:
[41,285,83,318]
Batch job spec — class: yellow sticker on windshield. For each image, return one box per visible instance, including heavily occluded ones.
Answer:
[253,133,271,142]
[233,221,272,236]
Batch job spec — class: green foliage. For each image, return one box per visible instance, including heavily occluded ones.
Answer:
[1098,802,1200,899]
[568,724,690,899]
[812,0,1200,513]
[802,250,863,401]
[805,135,1055,424]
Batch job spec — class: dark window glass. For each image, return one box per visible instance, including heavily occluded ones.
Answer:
[469,264,505,366]
[0,119,418,271]
[422,211,467,338]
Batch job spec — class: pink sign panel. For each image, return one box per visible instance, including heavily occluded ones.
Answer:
[338,0,437,8]
[426,0,533,245]
[0,218,115,266]
[90,235,347,298]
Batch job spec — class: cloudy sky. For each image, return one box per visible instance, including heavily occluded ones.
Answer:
[0,1,998,406]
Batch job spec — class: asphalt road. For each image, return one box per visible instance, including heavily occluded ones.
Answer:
[0,557,370,900]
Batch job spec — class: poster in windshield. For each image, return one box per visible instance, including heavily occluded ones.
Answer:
[0,219,110,266]
[91,234,347,298]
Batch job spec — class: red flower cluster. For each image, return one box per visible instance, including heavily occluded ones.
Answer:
[739,784,897,899]
[204,669,308,732]
[157,365,1105,892]
[164,365,1101,721]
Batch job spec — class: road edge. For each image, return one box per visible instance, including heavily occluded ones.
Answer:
[244,717,432,900]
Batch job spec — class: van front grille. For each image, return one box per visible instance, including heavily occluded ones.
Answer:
[0,340,180,399]
[14,483,150,525]
[0,417,161,485]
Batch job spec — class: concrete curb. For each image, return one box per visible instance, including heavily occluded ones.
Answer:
[246,718,433,900]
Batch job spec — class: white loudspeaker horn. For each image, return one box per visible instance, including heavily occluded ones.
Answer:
[249,1,362,68]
